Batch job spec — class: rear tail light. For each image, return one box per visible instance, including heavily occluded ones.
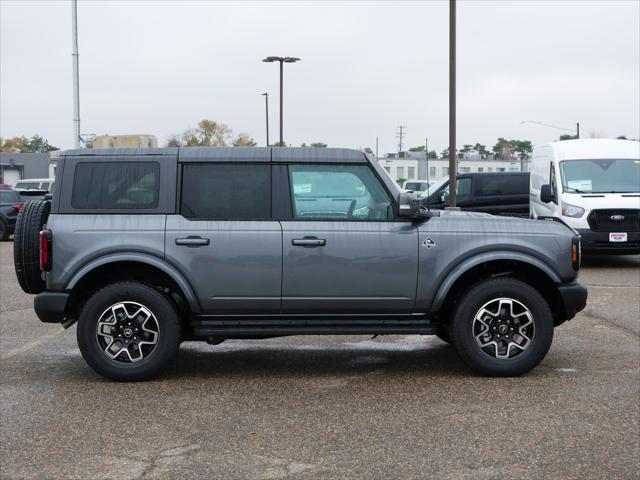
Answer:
[14,204,23,213]
[39,230,52,272]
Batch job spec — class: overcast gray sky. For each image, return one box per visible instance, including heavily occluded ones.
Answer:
[1,0,638,153]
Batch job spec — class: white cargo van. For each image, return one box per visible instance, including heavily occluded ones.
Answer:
[530,139,640,254]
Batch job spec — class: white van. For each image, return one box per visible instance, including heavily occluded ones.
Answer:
[530,139,640,254]
[402,179,430,196]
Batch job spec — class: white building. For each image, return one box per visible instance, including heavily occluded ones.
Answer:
[377,151,528,183]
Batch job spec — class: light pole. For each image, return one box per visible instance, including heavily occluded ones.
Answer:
[448,0,457,207]
[261,92,270,147]
[520,120,580,139]
[262,56,300,146]
[71,0,81,148]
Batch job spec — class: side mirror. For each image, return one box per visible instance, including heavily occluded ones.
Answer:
[540,184,554,203]
[397,192,421,218]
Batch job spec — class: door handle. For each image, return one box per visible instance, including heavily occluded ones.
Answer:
[292,237,326,247]
[175,236,210,247]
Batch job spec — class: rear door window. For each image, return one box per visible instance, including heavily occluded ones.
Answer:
[475,175,529,197]
[71,162,160,209]
[180,163,271,220]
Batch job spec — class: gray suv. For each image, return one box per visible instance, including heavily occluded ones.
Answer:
[14,147,587,381]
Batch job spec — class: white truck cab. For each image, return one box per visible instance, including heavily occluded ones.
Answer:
[530,139,640,254]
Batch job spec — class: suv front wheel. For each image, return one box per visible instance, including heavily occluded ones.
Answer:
[77,282,182,381]
[451,278,553,377]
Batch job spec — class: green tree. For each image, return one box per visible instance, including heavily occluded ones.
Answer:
[512,140,532,161]
[472,143,490,159]
[1,135,58,152]
[166,135,181,147]
[232,133,257,147]
[1,136,30,152]
[310,142,327,148]
[558,134,578,141]
[167,119,235,147]
[426,150,437,159]
[440,148,449,159]
[396,177,407,186]
[409,146,425,152]
[617,135,628,140]
[460,144,474,153]
[363,147,374,154]
[25,134,58,152]
[492,137,513,159]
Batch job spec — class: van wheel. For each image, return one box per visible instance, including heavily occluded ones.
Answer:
[451,278,553,377]
[13,199,50,293]
[77,282,182,381]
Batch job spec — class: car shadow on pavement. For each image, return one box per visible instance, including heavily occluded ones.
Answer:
[580,254,640,268]
[158,340,470,380]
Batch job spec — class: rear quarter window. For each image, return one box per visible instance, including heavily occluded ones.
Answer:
[475,175,529,197]
[71,162,160,209]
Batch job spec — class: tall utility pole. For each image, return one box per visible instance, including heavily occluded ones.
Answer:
[71,0,80,149]
[375,137,379,159]
[448,0,457,207]
[261,92,270,146]
[396,125,406,153]
[425,137,430,184]
[262,56,300,146]
[576,122,580,139]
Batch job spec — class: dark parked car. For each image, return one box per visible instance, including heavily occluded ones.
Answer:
[423,172,530,217]
[0,189,24,240]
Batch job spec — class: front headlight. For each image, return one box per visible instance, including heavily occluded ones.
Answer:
[561,202,585,218]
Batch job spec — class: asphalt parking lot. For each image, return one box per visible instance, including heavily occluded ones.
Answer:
[1,241,639,480]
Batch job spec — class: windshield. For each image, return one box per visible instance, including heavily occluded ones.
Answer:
[15,182,40,189]
[404,182,429,192]
[560,159,640,193]
[423,177,449,198]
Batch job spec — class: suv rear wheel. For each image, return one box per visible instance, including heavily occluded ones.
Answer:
[77,282,181,381]
[451,278,553,376]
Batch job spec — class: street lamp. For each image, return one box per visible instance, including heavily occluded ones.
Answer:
[520,120,580,139]
[262,56,300,146]
[261,92,269,147]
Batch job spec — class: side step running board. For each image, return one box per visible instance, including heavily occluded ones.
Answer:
[191,317,437,337]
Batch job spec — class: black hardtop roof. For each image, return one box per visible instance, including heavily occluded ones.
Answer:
[61,147,368,163]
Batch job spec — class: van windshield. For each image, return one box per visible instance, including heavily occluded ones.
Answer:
[560,159,640,193]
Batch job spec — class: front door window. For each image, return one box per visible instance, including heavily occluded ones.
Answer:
[288,164,393,221]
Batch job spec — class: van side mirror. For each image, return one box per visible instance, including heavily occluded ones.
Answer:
[540,184,554,203]
[397,192,421,218]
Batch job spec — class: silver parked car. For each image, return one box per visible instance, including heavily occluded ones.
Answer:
[14,147,587,381]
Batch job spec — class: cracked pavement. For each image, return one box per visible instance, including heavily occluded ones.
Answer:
[1,242,639,479]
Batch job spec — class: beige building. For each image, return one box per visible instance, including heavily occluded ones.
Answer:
[93,134,158,149]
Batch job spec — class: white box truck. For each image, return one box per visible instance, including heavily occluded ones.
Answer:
[530,139,640,255]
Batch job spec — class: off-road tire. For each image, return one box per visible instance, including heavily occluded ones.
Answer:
[451,277,554,377]
[14,199,50,293]
[77,282,182,382]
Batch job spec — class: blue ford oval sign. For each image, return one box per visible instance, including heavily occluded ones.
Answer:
[610,215,625,222]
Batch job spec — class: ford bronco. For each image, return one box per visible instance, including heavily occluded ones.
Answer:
[14,147,587,381]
